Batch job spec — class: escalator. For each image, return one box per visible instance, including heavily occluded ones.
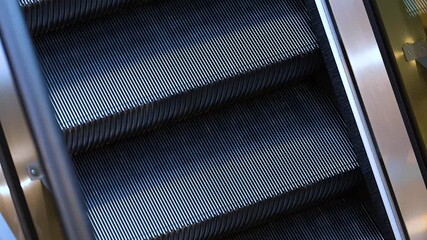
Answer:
[0,0,397,239]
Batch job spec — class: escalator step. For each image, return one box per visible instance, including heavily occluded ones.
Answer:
[34,0,320,153]
[225,198,384,240]
[73,81,360,239]
[20,0,139,34]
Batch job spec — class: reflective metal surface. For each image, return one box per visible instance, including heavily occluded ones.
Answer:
[375,0,427,174]
[422,14,427,31]
[314,0,404,238]
[0,40,63,239]
[322,0,427,239]
[0,162,23,239]
[402,40,427,68]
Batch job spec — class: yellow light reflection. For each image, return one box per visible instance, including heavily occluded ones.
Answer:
[394,50,404,60]
[404,37,414,44]
[393,50,417,69]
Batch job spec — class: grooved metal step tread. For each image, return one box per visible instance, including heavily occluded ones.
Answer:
[73,81,360,239]
[34,0,320,152]
[225,198,384,240]
[20,0,139,33]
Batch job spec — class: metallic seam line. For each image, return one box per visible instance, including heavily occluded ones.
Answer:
[314,0,404,238]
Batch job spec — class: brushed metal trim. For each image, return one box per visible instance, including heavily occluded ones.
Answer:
[314,1,405,238]
[0,40,63,239]
[321,0,427,239]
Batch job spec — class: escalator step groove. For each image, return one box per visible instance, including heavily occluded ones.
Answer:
[19,0,386,239]
[225,198,384,240]
[404,0,427,16]
[34,0,320,153]
[73,81,360,239]
[20,0,139,34]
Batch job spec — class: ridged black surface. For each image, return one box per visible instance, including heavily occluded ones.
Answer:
[34,0,320,153]
[20,0,139,34]
[225,198,384,240]
[74,82,360,239]
[404,0,427,16]
[161,172,360,240]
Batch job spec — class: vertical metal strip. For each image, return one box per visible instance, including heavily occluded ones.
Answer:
[316,0,427,239]
[314,0,406,239]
